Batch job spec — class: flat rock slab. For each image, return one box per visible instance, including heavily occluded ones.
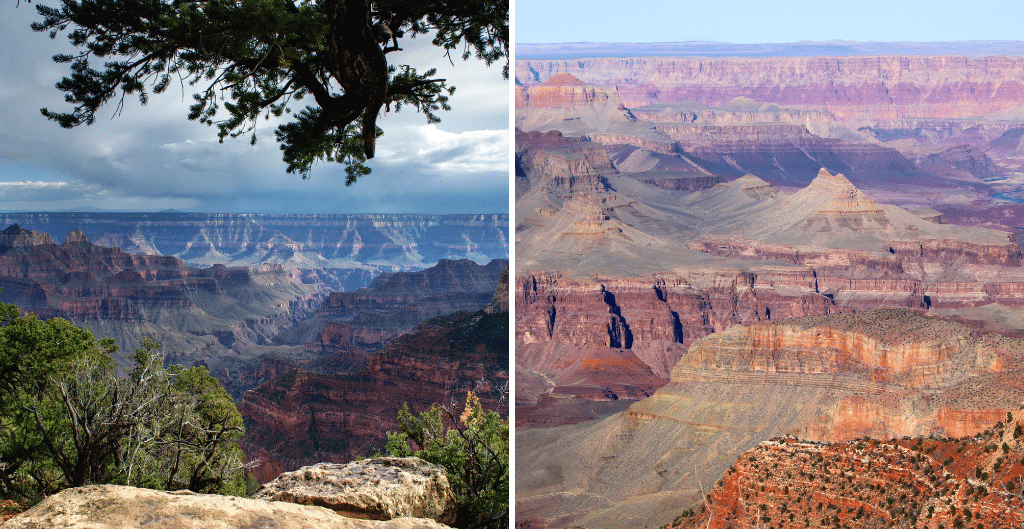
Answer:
[3,484,451,529]
[253,457,455,524]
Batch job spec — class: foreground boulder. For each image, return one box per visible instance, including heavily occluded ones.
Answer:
[3,484,451,529]
[254,457,456,523]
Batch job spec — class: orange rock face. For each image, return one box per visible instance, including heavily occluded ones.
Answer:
[516,73,623,109]
[516,269,836,386]
[675,309,1024,443]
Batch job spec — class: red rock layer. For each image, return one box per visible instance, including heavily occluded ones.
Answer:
[303,258,507,355]
[516,73,624,108]
[673,310,1024,443]
[694,235,1024,309]
[0,226,300,322]
[238,309,509,483]
[674,415,1024,529]
[515,269,837,403]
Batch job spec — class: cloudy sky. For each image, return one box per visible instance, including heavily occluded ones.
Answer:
[0,3,509,213]
[517,0,1024,44]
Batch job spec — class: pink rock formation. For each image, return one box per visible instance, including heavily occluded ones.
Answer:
[517,56,1024,120]
[516,73,623,108]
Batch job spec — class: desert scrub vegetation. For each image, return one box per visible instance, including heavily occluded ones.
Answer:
[0,300,252,503]
[382,391,509,529]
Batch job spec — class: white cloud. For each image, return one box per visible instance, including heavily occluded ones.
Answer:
[376,125,508,175]
[0,181,69,189]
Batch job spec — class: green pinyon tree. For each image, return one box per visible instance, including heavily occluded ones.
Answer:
[28,0,509,182]
[0,300,250,502]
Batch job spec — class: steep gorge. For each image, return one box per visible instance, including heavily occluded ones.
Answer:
[239,271,510,483]
[514,130,1024,415]
[515,46,1024,529]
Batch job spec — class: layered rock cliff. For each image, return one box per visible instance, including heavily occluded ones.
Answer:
[0,225,321,367]
[516,310,1024,529]
[517,56,1024,121]
[0,213,510,292]
[285,258,508,362]
[515,45,1024,529]
[515,55,1023,207]
[239,307,509,483]
[515,128,1024,412]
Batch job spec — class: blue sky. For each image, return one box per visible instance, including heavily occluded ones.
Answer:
[516,0,1024,44]
[0,4,509,214]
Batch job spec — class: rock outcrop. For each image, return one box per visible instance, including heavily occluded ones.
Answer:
[253,458,455,523]
[518,73,614,108]
[2,484,451,529]
[673,416,1024,528]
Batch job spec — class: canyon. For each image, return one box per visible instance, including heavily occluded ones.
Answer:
[0,222,509,488]
[515,129,1024,413]
[0,224,321,368]
[0,212,509,292]
[515,43,1024,529]
[516,56,1024,209]
[239,270,510,483]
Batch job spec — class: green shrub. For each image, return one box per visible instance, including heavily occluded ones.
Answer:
[383,392,508,529]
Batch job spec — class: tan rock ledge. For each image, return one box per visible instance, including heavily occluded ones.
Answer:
[3,484,453,529]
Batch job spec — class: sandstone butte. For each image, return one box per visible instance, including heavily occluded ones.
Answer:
[671,413,1024,529]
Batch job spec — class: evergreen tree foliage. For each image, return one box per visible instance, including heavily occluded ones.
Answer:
[29,0,509,182]
[383,392,509,529]
[0,301,250,503]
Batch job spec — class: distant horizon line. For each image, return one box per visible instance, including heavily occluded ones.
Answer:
[517,40,1024,60]
[520,39,1024,45]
